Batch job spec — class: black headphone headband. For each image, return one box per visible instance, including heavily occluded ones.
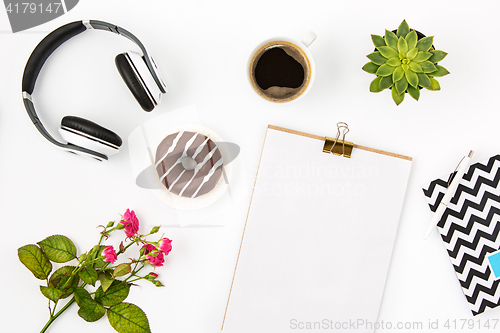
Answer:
[21,20,164,161]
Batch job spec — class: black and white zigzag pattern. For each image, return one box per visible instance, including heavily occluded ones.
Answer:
[423,155,500,315]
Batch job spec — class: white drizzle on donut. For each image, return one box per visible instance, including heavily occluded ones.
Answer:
[190,158,225,198]
[158,132,200,183]
[178,145,219,197]
[155,131,224,198]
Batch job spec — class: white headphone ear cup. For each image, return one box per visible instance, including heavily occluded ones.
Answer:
[60,116,121,157]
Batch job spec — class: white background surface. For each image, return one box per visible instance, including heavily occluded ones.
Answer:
[1,0,500,332]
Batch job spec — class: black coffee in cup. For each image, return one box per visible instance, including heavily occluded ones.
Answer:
[249,41,311,103]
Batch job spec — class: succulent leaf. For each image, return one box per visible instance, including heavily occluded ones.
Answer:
[412,52,432,63]
[416,36,434,52]
[386,57,401,67]
[371,34,386,48]
[409,62,423,73]
[397,37,408,55]
[405,30,418,49]
[428,65,450,77]
[406,48,418,60]
[429,77,441,90]
[384,30,398,50]
[370,77,382,93]
[392,85,405,105]
[393,66,405,82]
[362,62,380,74]
[420,61,438,73]
[402,64,409,71]
[407,85,420,101]
[379,76,393,90]
[429,50,448,63]
[405,70,419,88]
[397,20,410,38]
[376,64,396,77]
[395,75,408,95]
[377,46,399,59]
[417,73,432,88]
[367,52,387,65]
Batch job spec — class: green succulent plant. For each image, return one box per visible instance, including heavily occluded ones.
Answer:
[363,20,449,105]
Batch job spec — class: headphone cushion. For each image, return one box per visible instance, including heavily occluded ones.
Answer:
[61,116,122,147]
[115,53,155,112]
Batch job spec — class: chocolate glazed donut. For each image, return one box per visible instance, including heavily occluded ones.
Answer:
[154,131,224,198]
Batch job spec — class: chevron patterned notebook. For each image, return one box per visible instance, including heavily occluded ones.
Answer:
[422,155,500,315]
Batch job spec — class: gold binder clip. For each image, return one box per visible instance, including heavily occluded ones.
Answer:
[323,122,353,158]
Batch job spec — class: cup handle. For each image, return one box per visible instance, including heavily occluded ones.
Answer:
[301,31,317,48]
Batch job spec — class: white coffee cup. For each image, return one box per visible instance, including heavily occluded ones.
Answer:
[248,32,317,103]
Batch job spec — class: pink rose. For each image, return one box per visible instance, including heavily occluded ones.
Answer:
[120,209,139,237]
[142,244,165,267]
[158,238,172,255]
[102,245,117,263]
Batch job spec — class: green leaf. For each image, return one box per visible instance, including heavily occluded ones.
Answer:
[402,64,409,71]
[392,85,405,105]
[428,65,450,77]
[413,52,432,63]
[49,266,79,299]
[87,245,106,268]
[420,61,438,73]
[405,70,419,88]
[428,77,441,91]
[393,66,405,82]
[362,62,379,74]
[74,287,106,322]
[79,266,98,286]
[377,46,399,59]
[429,50,448,63]
[371,34,386,48]
[417,73,432,88]
[395,76,408,95]
[417,36,434,52]
[113,263,132,277]
[99,271,114,292]
[38,235,77,263]
[375,64,395,77]
[406,48,418,60]
[40,286,64,303]
[386,57,400,67]
[409,62,423,73]
[407,85,420,101]
[384,30,398,50]
[379,76,393,90]
[397,20,410,38]
[367,52,387,65]
[95,281,131,307]
[18,244,52,280]
[397,36,408,55]
[369,77,382,92]
[107,303,151,333]
[405,30,418,49]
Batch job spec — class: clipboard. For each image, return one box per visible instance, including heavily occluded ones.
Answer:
[222,124,412,332]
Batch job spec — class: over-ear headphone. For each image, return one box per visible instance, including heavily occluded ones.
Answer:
[21,20,167,161]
